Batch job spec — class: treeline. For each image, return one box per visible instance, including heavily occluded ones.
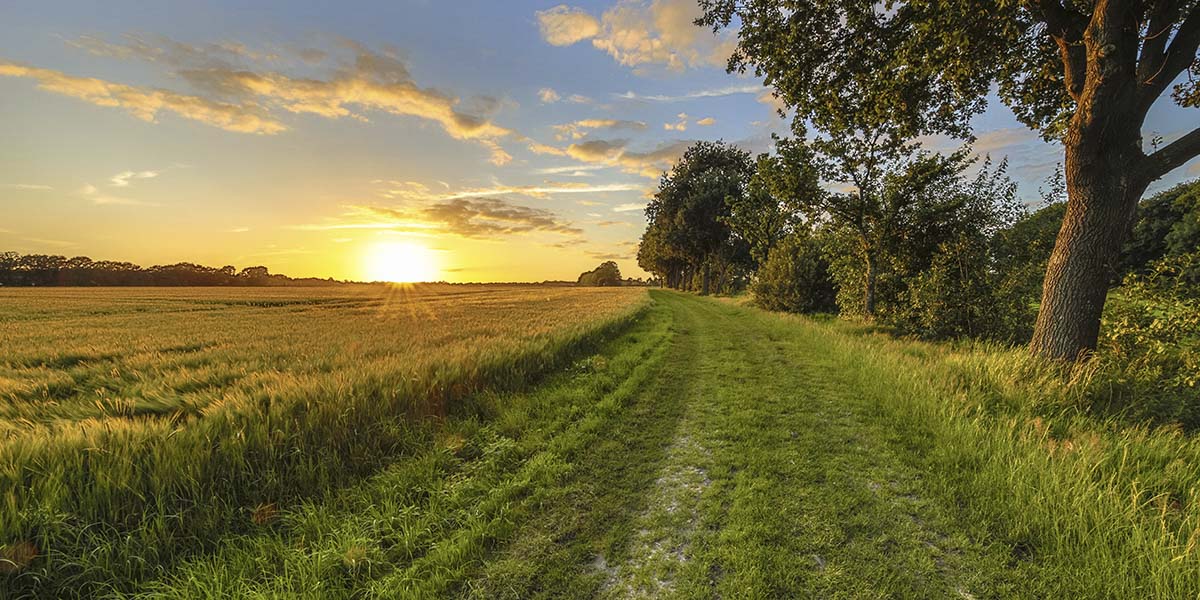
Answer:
[0,252,343,287]
[637,140,1200,424]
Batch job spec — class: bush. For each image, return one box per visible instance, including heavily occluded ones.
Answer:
[751,233,837,313]
[1093,252,1200,427]
[900,235,1026,341]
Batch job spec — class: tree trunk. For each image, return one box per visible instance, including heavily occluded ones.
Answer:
[864,249,878,318]
[1030,125,1146,360]
[1030,9,1154,361]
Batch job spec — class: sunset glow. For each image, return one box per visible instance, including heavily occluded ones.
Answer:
[364,242,440,283]
[0,1,1195,282]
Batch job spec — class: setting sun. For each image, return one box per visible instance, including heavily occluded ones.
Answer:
[365,242,440,283]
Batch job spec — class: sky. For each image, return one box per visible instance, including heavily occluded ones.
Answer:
[2,1,1197,282]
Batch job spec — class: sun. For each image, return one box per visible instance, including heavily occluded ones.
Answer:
[365,241,440,283]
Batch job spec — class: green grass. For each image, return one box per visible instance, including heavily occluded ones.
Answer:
[0,285,648,597]
[5,288,1200,597]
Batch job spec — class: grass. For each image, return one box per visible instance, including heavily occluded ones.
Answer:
[0,285,648,597]
[4,287,1200,597]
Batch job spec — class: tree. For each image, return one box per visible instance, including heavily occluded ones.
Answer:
[723,148,822,269]
[638,141,755,294]
[762,133,978,318]
[700,0,1200,360]
[577,261,623,286]
[1120,178,1200,275]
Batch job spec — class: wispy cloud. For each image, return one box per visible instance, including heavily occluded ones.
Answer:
[78,182,159,206]
[6,36,521,164]
[1,183,53,190]
[538,87,561,103]
[0,62,286,134]
[553,118,647,140]
[376,178,641,201]
[110,170,159,187]
[696,116,716,126]
[613,202,645,212]
[296,199,582,239]
[531,164,611,176]
[551,138,691,178]
[616,84,762,102]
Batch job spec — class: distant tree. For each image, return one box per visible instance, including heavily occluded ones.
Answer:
[762,132,981,318]
[0,252,342,287]
[1120,179,1200,276]
[701,0,1200,360]
[722,147,820,270]
[638,141,754,294]
[577,260,623,286]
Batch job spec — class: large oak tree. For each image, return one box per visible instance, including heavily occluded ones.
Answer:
[700,0,1200,360]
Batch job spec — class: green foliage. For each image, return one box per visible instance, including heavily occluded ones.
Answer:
[637,141,754,294]
[1121,179,1200,277]
[1094,253,1200,427]
[751,232,837,313]
[576,260,623,286]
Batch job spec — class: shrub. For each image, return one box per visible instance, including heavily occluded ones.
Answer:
[1093,253,1200,427]
[751,233,837,313]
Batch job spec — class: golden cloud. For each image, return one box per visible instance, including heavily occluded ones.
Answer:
[536,5,602,46]
[308,201,583,239]
[553,118,647,140]
[537,0,737,72]
[0,62,286,134]
[4,38,518,164]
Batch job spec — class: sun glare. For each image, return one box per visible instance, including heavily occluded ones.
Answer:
[365,241,440,283]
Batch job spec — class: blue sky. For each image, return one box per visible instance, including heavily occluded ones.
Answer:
[1,1,1197,281]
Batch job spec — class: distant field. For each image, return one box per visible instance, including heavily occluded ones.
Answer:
[0,285,647,596]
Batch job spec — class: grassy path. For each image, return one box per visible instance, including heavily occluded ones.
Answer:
[472,291,1009,599]
[117,290,1196,598]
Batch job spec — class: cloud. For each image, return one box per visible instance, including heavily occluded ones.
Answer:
[538,87,561,103]
[587,250,632,260]
[539,0,737,72]
[613,202,646,212]
[971,127,1042,155]
[616,84,762,102]
[566,94,593,104]
[304,200,582,239]
[79,181,159,206]
[595,220,633,227]
[24,237,77,247]
[110,170,159,187]
[536,5,602,46]
[229,227,251,233]
[376,178,640,201]
[551,138,690,178]
[1,183,53,190]
[664,112,688,131]
[696,116,716,126]
[553,118,647,140]
[0,62,287,134]
[10,37,520,164]
[531,164,611,176]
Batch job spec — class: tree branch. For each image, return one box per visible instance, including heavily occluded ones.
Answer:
[1137,0,1181,83]
[1139,4,1200,110]
[1030,0,1089,100]
[1141,126,1200,182]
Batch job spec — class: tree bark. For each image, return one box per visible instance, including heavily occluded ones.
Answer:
[864,248,878,318]
[1030,1,1153,361]
[1030,150,1146,359]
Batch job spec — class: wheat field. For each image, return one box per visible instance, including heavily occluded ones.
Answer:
[0,284,647,595]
